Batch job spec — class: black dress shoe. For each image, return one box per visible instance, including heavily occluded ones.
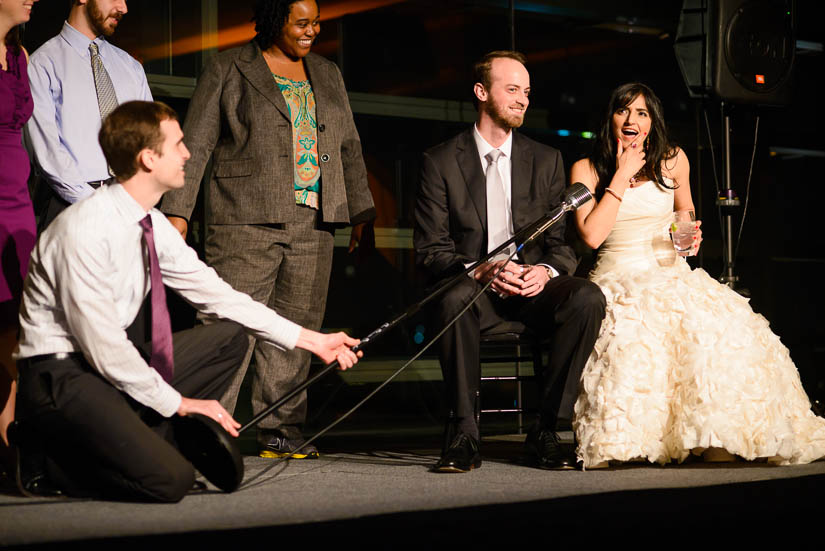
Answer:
[434,433,481,473]
[525,430,576,470]
[7,422,65,498]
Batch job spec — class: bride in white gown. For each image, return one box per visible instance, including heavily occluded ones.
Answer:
[570,83,825,468]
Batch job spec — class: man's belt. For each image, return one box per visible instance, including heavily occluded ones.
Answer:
[17,352,84,366]
[88,178,114,189]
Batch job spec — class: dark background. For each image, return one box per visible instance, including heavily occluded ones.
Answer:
[19,0,825,437]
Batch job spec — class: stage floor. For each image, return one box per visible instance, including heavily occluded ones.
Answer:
[2,433,824,548]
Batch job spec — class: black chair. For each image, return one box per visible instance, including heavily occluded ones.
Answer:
[478,320,544,434]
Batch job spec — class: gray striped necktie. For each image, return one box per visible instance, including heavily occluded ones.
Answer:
[89,42,119,122]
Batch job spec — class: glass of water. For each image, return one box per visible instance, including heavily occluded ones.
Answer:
[669,210,697,256]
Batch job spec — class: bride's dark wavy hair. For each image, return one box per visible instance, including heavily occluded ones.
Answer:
[589,83,678,197]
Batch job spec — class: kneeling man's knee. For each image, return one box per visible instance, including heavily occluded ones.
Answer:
[150,457,196,503]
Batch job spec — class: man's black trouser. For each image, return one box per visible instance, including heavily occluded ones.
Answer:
[15,321,247,502]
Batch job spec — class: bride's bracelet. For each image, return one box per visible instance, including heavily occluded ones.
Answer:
[604,187,623,202]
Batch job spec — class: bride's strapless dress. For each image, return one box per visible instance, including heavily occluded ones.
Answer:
[573,181,825,468]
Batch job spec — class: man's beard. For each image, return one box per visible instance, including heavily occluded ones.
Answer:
[484,99,525,130]
[87,0,120,38]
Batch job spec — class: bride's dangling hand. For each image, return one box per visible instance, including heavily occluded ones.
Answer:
[615,133,647,184]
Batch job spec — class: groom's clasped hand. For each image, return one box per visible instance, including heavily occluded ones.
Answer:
[474,260,551,298]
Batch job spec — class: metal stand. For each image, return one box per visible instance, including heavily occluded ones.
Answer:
[717,102,741,289]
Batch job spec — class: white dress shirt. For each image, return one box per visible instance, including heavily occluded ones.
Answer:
[17,184,302,418]
[25,22,153,203]
[471,125,558,278]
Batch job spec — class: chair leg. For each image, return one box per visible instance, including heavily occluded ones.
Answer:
[473,391,481,429]
[515,343,523,434]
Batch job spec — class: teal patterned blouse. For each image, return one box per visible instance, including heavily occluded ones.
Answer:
[273,74,320,209]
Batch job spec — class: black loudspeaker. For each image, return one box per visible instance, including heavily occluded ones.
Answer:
[674,0,795,105]
[674,0,714,98]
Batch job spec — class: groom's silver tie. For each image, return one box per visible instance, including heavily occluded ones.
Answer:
[485,149,514,257]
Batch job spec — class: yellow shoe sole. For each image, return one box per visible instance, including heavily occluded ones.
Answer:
[259,450,319,460]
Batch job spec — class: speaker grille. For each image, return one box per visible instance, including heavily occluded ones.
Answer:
[724,0,795,93]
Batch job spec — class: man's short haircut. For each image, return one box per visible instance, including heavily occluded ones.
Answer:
[99,101,179,181]
[472,50,527,108]
[473,50,527,91]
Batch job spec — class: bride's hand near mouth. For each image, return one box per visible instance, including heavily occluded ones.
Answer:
[615,133,647,185]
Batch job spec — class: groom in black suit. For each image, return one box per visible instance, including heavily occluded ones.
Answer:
[414,51,605,472]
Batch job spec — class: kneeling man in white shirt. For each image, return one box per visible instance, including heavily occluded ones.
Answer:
[13,101,361,502]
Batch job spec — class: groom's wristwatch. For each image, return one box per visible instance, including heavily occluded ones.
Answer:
[537,263,555,280]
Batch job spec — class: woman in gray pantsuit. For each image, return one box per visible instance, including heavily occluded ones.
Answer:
[162,0,375,458]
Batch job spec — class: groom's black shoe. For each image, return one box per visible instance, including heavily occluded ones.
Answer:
[525,429,576,470]
[434,432,481,473]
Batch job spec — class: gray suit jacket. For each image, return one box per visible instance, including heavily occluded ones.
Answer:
[414,128,577,282]
[161,41,375,226]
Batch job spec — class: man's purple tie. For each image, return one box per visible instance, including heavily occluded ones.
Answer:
[139,215,174,383]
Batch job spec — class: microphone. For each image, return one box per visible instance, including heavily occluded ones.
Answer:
[561,182,593,212]
[521,183,593,245]
[543,183,593,221]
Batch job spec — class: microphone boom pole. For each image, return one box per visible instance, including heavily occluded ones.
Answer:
[239,183,592,434]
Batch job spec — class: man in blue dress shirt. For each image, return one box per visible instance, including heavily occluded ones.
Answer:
[26,0,152,228]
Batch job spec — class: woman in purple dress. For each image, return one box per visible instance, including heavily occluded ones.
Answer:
[1,0,38,470]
